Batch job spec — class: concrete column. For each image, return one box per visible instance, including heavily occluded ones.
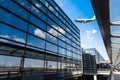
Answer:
[94,75,97,80]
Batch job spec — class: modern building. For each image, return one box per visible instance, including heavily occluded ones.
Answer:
[0,0,82,80]
[82,49,97,75]
[84,48,105,64]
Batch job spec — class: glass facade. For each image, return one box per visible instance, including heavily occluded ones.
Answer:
[82,51,97,75]
[0,0,81,80]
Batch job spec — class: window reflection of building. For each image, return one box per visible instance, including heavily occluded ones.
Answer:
[0,0,81,79]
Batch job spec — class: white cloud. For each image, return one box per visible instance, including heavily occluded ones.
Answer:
[81,44,86,48]
[84,29,97,43]
[92,29,97,34]
[0,35,10,39]
[49,27,58,37]
[86,30,91,33]
[0,35,25,43]
[35,3,41,8]
[34,28,46,39]
[52,25,65,35]
[48,25,66,38]
[86,29,97,34]
[0,35,10,42]
[58,27,66,35]
[14,37,25,43]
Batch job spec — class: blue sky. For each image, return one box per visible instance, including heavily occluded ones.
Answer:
[55,0,109,60]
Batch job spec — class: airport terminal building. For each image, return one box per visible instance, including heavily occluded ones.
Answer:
[0,0,82,80]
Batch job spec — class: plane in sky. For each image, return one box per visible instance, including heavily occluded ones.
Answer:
[75,15,96,23]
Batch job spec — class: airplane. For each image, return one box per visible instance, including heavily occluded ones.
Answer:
[75,15,96,23]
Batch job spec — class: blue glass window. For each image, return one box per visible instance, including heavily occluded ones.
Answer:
[46,33,57,44]
[29,25,46,39]
[27,35,45,50]
[0,9,28,31]
[0,0,29,19]
[30,15,46,31]
[0,23,26,44]
[46,42,57,53]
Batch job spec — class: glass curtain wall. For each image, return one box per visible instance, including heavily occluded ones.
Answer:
[0,0,81,79]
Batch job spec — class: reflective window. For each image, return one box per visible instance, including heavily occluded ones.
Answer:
[25,49,44,59]
[59,21,66,30]
[47,61,57,69]
[66,33,71,40]
[48,10,59,24]
[47,26,58,37]
[29,25,46,39]
[66,38,71,45]
[14,0,30,10]
[0,9,28,31]
[47,0,59,12]
[58,47,66,55]
[47,33,57,44]
[0,23,26,44]
[67,50,72,57]
[47,1,58,16]
[31,5,47,22]
[58,27,66,35]
[58,61,61,69]
[58,40,66,48]
[47,18,58,30]
[0,55,21,71]
[46,42,57,53]
[30,15,46,31]
[40,0,47,6]
[62,62,66,69]
[24,58,44,70]
[27,35,45,50]
[0,0,29,19]
[59,15,65,24]
[67,44,72,51]
[58,33,66,41]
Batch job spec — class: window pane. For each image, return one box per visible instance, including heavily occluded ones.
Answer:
[27,35,45,50]
[0,9,28,31]
[31,5,47,22]
[58,40,66,48]
[47,26,58,37]
[30,15,46,31]
[58,47,66,55]
[67,50,72,57]
[0,0,29,19]
[46,33,57,44]
[0,23,26,45]
[29,25,46,39]
[0,55,21,71]
[24,58,44,70]
[46,42,57,53]
[47,61,57,69]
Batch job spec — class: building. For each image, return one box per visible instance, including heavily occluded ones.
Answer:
[84,48,105,64]
[82,50,97,75]
[0,0,82,80]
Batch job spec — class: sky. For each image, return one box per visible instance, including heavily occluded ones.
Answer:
[55,0,109,60]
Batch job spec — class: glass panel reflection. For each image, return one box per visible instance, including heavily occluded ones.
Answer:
[0,55,21,71]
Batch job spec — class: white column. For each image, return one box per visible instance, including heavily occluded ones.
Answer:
[94,75,97,80]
